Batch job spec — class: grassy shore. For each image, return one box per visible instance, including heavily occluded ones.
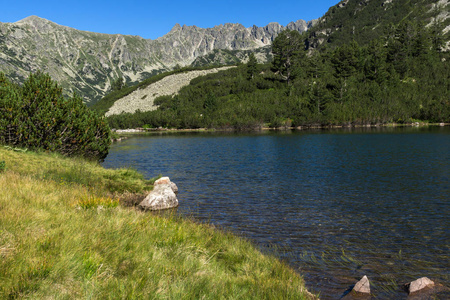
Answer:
[0,146,315,299]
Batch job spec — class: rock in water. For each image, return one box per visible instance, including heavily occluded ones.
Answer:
[353,275,370,294]
[406,277,434,294]
[139,177,179,210]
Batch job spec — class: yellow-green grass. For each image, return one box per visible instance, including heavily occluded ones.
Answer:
[0,147,315,299]
[0,146,154,195]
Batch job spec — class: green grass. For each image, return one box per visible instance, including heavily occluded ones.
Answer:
[0,147,154,195]
[0,146,315,299]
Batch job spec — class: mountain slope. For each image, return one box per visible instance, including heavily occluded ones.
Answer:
[105,67,234,116]
[305,0,450,50]
[104,0,449,130]
[0,16,314,104]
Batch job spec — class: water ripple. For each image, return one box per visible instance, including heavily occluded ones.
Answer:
[103,128,450,299]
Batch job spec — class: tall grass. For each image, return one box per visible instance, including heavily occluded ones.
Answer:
[0,146,315,299]
[0,147,155,194]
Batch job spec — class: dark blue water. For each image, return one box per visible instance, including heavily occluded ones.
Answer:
[103,127,450,299]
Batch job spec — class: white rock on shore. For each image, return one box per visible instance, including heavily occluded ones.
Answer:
[138,177,179,211]
[114,128,143,133]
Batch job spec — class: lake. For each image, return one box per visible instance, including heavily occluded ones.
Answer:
[102,127,449,299]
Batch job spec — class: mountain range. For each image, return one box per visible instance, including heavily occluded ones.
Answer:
[1,0,448,105]
[0,16,315,103]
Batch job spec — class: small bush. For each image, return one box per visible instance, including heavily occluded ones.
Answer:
[0,160,5,172]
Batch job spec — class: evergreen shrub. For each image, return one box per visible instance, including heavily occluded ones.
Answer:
[0,72,111,160]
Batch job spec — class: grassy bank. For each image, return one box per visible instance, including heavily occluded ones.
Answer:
[0,147,315,299]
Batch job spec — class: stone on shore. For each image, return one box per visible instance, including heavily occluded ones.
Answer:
[138,177,179,210]
[353,275,370,294]
[406,277,434,294]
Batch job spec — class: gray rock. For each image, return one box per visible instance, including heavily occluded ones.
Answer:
[138,177,179,210]
[353,275,370,294]
[406,277,434,294]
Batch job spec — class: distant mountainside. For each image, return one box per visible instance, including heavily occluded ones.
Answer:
[105,67,235,117]
[0,16,315,103]
[305,0,450,50]
[190,46,273,68]
[102,0,448,131]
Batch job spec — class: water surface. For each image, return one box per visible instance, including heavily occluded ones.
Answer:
[103,127,449,299]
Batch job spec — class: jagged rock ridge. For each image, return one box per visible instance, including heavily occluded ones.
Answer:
[0,16,315,103]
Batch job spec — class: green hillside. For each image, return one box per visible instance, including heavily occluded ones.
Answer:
[305,0,449,51]
[102,0,449,130]
[106,7,449,128]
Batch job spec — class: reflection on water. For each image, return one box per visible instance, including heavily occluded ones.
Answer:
[103,127,450,299]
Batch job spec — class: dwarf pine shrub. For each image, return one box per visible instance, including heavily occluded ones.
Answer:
[0,72,111,160]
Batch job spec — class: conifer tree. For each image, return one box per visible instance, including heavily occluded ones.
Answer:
[0,71,111,160]
[246,53,258,80]
[272,30,305,84]
[363,39,388,84]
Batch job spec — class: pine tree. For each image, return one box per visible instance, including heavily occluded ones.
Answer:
[112,76,125,91]
[271,30,305,84]
[363,39,388,84]
[246,53,258,80]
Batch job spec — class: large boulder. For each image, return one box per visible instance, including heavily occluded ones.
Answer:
[138,177,179,211]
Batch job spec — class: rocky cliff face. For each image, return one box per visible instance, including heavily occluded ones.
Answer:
[0,16,315,103]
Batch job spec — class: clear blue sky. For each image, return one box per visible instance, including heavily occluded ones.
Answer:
[1,0,339,39]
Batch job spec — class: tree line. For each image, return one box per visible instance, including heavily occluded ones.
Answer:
[106,20,449,130]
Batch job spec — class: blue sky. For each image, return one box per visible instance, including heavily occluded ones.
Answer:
[1,0,339,39]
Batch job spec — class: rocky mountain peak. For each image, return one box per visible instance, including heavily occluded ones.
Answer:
[15,15,46,24]
[264,22,284,34]
[0,15,315,103]
[14,15,62,33]
[15,15,56,27]
[286,19,317,32]
[169,23,182,33]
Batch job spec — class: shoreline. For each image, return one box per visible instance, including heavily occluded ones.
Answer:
[112,122,449,135]
[0,146,317,299]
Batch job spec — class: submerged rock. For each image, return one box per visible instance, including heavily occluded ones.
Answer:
[138,177,179,210]
[341,275,371,299]
[353,275,371,294]
[405,277,434,294]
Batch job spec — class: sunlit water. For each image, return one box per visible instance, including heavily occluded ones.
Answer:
[103,127,449,299]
